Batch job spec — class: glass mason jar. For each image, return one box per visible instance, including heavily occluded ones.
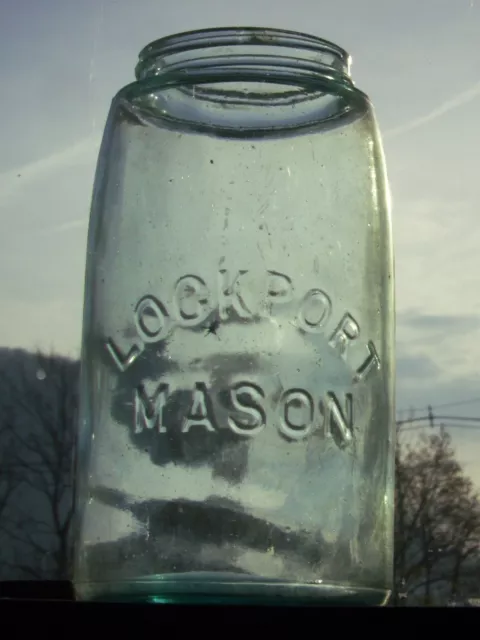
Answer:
[73,26,395,606]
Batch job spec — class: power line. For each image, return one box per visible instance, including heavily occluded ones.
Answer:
[397,415,480,426]
[397,413,480,432]
[438,423,480,431]
[397,396,480,415]
[400,422,480,432]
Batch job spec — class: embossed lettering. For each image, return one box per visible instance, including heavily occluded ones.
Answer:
[182,382,216,433]
[173,275,211,326]
[266,271,294,307]
[134,295,169,343]
[218,269,252,320]
[131,380,357,450]
[297,289,332,333]
[355,340,381,382]
[228,382,266,437]
[324,392,353,448]
[278,389,315,441]
[106,337,142,373]
[329,313,360,357]
[122,269,379,383]
[134,383,170,434]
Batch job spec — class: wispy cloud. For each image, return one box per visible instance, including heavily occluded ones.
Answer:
[0,136,100,202]
[396,354,440,380]
[398,311,480,334]
[384,79,480,139]
[37,218,88,236]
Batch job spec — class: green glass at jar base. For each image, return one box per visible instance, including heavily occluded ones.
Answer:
[78,574,391,607]
[73,26,395,606]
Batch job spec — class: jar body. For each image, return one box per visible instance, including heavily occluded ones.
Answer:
[73,28,395,605]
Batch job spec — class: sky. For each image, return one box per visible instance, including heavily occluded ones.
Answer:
[1,0,480,483]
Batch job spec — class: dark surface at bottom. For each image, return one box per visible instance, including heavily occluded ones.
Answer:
[0,581,74,600]
[0,597,468,632]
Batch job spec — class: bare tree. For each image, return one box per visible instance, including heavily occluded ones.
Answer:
[0,393,22,578]
[0,427,16,515]
[0,419,18,549]
[394,426,480,605]
[0,349,78,580]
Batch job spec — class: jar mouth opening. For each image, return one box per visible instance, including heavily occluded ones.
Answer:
[136,26,351,81]
[126,28,365,140]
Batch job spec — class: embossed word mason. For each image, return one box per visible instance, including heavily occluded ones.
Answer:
[134,381,355,446]
[105,268,381,381]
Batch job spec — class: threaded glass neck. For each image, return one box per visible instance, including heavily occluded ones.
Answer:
[120,27,367,138]
[135,27,353,88]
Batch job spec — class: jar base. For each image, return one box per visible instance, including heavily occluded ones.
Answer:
[74,572,391,606]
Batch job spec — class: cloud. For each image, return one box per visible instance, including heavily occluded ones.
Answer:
[396,354,440,380]
[0,135,99,354]
[391,191,480,393]
[398,311,480,334]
